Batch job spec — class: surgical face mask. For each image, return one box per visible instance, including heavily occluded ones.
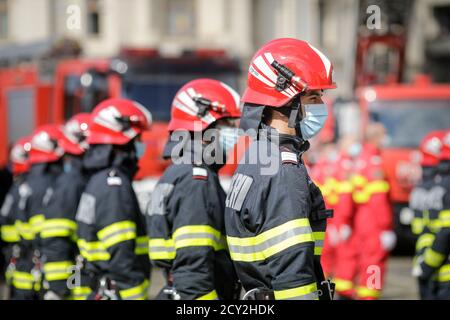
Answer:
[134,141,146,159]
[298,103,328,140]
[348,143,362,158]
[219,127,239,155]
[63,161,72,173]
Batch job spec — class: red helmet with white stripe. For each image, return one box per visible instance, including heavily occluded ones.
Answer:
[88,98,152,145]
[242,38,336,107]
[60,113,91,155]
[29,125,65,165]
[168,79,241,132]
[419,130,444,166]
[10,136,31,175]
[441,129,450,161]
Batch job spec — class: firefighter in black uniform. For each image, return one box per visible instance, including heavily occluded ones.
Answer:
[11,125,64,299]
[40,113,92,300]
[414,129,450,300]
[0,136,31,293]
[75,98,152,300]
[224,38,337,300]
[146,79,241,300]
[409,130,445,299]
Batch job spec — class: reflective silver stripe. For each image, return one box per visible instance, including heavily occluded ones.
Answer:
[315,240,324,247]
[174,232,221,243]
[227,226,312,254]
[148,246,176,253]
[101,227,135,242]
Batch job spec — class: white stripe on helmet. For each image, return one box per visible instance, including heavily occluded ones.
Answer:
[307,43,331,77]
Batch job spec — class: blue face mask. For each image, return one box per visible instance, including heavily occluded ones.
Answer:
[63,161,72,173]
[134,141,146,159]
[298,103,328,140]
[219,127,239,155]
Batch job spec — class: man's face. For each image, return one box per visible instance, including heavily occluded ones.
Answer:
[300,89,324,105]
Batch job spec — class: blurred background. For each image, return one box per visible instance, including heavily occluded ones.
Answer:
[0,0,450,299]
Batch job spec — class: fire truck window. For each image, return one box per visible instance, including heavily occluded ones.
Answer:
[7,89,34,145]
[369,100,450,148]
[0,0,7,38]
[64,74,109,120]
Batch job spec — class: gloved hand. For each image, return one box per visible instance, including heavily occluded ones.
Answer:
[339,225,352,242]
[380,230,397,251]
[44,290,63,300]
[411,255,424,278]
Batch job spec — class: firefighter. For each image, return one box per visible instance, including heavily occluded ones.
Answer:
[146,79,240,300]
[224,38,336,300]
[0,137,31,295]
[40,113,92,300]
[315,139,355,278]
[409,130,445,299]
[413,129,450,300]
[343,122,395,300]
[11,125,64,300]
[332,136,362,299]
[75,98,151,300]
[309,143,340,277]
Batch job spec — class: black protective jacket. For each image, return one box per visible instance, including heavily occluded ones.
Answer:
[225,128,330,300]
[12,163,61,298]
[146,139,238,300]
[75,145,150,300]
[40,156,90,298]
[419,163,450,300]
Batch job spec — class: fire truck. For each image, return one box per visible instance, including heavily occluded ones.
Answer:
[0,48,241,209]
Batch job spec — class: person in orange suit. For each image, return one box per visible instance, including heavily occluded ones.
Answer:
[335,123,395,300]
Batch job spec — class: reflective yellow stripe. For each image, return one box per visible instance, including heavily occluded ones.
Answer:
[119,280,149,300]
[274,283,318,300]
[97,221,137,249]
[337,181,353,194]
[12,271,34,290]
[415,233,435,252]
[173,225,226,250]
[71,286,92,300]
[334,278,353,292]
[15,221,34,240]
[1,225,20,242]
[44,261,73,281]
[30,214,45,234]
[424,248,446,268]
[356,286,380,299]
[135,236,149,255]
[227,219,314,262]
[434,264,450,283]
[313,231,325,256]
[411,217,425,235]
[41,218,77,238]
[436,210,450,228]
[77,239,110,261]
[196,290,218,300]
[148,238,176,260]
[352,175,389,204]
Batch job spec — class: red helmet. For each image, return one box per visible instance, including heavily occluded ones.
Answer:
[88,98,152,145]
[419,130,444,166]
[441,129,450,161]
[29,125,65,165]
[10,136,31,175]
[242,38,336,107]
[60,113,91,155]
[168,79,241,132]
